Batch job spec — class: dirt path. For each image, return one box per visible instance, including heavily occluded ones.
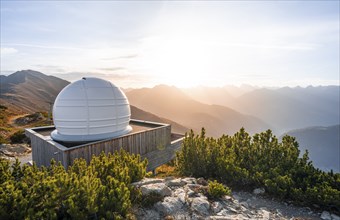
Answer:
[8,113,29,127]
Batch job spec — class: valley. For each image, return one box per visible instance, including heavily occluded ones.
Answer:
[0,70,339,172]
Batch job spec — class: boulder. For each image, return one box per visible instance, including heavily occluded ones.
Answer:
[186,183,203,191]
[331,213,340,220]
[182,186,196,197]
[166,178,187,187]
[211,201,223,214]
[197,177,208,186]
[216,209,229,216]
[155,196,183,215]
[260,209,271,220]
[135,209,160,220]
[253,188,265,195]
[164,176,175,181]
[132,178,163,187]
[173,188,187,204]
[228,207,238,213]
[140,183,172,197]
[209,216,232,220]
[240,201,249,209]
[191,197,210,216]
[223,195,233,201]
[182,177,197,184]
[321,211,332,220]
[0,144,31,157]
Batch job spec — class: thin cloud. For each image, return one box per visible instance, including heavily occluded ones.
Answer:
[218,42,318,51]
[0,70,16,75]
[97,67,125,71]
[101,54,138,60]
[52,72,151,88]
[2,43,84,51]
[0,47,18,55]
[34,65,67,73]
[54,72,135,81]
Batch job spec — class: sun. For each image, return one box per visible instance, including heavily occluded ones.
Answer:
[138,15,229,88]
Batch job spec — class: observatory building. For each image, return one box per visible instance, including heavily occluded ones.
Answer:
[26,77,184,171]
[51,77,132,143]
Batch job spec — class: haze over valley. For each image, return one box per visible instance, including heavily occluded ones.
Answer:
[1,2,340,219]
[1,70,339,172]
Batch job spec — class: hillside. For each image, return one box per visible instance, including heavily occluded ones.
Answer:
[0,70,188,135]
[130,106,188,134]
[182,84,256,106]
[284,125,340,173]
[236,86,339,134]
[0,70,69,113]
[126,85,271,137]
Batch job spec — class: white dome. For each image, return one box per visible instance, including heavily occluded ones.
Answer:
[51,77,132,142]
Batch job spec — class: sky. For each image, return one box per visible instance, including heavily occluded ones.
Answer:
[1,1,339,88]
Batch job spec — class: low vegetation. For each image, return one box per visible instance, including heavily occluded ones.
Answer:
[1,126,339,217]
[0,150,147,219]
[0,105,49,144]
[207,180,231,199]
[9,130,26,144]
[155,160,179,177]
[176,128,340,210]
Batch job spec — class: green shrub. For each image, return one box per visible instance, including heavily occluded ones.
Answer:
[207,180,231,199]
[9,130,26,143]
[0,150,147,219]
[0,134,8,144]
[176,128,340,210]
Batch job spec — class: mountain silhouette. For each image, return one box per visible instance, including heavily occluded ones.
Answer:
[1,70,188,133]
[0,70,69,112]
[284,125,340,173]
[126,85,270,137]
[182,85,339,134]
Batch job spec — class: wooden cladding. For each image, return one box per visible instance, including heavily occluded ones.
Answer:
[25,120,182,170]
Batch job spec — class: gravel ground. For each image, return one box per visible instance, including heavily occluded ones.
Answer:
[233,190,322,219]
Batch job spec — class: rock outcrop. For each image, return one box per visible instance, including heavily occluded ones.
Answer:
[0,144,31,160]
[133,177,338,220]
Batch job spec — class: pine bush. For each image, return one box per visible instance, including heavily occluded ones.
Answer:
[176,128,340,209]
[0,150,147,219]
[207,180,231,199]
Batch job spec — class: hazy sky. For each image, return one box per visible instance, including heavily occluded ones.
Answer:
[1,1,339,88]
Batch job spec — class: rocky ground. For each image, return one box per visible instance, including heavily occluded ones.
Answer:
[132,177,339,220]
[2,151,339,220]
[0,144,31,163]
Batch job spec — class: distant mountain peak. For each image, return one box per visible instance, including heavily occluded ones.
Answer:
[153,84,181,91]
[0,70,69,112]
[12,69,45,77]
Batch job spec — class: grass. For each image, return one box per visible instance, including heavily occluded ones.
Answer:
[154,163,180,178]
[0,106,50,143]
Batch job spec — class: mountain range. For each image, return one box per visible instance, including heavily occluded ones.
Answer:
[0,70,69,113]
[183,85,339,134]
[126,85,270,136]
[0,70,187,134]
[284,125,340,173]
[1,70,339,172]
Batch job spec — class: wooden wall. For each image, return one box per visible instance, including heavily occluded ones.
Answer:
[65,124,171,167]
[26,123,181,170]
[26,127,68,167]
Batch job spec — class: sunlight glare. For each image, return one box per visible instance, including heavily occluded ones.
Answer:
[139,15,231,87]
